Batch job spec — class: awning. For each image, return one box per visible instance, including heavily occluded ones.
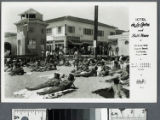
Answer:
[82,42,90,45]
[68,40,83,45]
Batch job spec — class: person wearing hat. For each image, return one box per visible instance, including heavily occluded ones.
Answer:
[26,73,61,91]
[37,74,76,95]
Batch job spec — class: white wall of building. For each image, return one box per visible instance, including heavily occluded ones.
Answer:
[108,32,129,56]
[65,20,116,42]
[16,31,25,55]
[47,20,66,41]
[46,19,116,42]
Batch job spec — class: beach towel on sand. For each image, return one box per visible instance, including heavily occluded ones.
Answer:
[14,87,76,99]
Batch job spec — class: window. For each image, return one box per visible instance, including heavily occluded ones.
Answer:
[29,27,34,32]
[29,14,36,18]
[98,30,104,36]
[110,32,115,35]
[110,40,118,45]
[46,28,52,35]
[21,14,25,17]
[57,26,62,34]
[29,39,36,45]
[41,28,45,34]
[68,26,75,33]
[83,28,93,35]
[125,40,129,45]
[26,14,29,18]
[41,39,45,44]
[28,39,36,49]
[17,27,23,32]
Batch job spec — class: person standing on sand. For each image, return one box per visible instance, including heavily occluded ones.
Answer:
[73,50,80,70]
[111,76,126,98]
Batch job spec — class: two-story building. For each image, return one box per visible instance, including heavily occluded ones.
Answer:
[45,16,117,54]
[5,9,127,57]
[108,31,129,56]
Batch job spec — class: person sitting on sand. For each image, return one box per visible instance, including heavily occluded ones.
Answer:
[45,60,57,71]
[71,61,89,75]
[31,60,41,72]
[64,59,71,66]
[5,58,13,72]
[74,66,98,77]
[79,62,89,72]
[36,74,75,95]
[120,64,129,80]
[119,64,129,85]
[26,73,61,91]
[88,58,97,66]
[97,63,110,77]
[9,62,25,76]
[114,57,120,70]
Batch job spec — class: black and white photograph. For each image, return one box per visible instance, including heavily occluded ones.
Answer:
[12,108,147,120]
[1,2,157,102]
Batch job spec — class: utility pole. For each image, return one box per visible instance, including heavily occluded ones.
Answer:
[94,5,98,59]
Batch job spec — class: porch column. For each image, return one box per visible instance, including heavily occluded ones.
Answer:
[64,37,67,54]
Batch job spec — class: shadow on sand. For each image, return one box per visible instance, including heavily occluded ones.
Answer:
[92,88,129,98]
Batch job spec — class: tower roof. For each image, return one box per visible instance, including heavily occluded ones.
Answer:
[19,8,42,16]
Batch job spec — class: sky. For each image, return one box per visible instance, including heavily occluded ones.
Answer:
[2,2,129,33]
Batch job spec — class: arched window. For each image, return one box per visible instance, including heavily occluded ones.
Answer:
[4,42,11,51]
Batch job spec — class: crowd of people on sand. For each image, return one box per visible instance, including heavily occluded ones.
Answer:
[4,50,71,74]
[4,49,129,98]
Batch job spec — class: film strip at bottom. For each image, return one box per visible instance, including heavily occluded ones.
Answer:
[12,108,147,120]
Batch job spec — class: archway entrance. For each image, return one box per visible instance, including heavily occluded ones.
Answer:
[4,42,11,56]
[4,42,11,51]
